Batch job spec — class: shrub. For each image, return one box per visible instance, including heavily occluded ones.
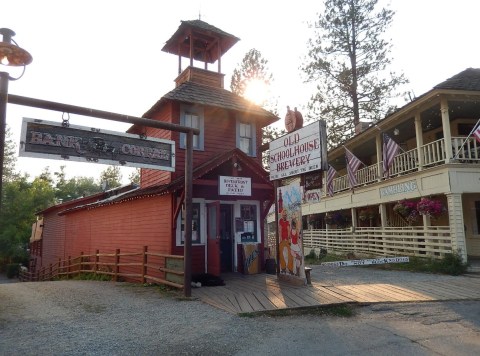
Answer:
[6,264,20,279]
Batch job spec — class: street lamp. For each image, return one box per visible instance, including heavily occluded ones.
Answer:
[0,28,32,212]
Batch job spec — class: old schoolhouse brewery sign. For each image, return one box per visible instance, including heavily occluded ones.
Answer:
[269,120,328,180]
[19,118,175,170]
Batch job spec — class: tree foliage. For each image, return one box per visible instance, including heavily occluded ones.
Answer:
[99,165,123,190]
[2,126,18,182]
[302,0,408,147]
[230,49,285,169]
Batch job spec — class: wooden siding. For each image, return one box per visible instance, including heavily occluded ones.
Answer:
[175,67,224,89]
[40,195,175,277]
[40,212,66,268]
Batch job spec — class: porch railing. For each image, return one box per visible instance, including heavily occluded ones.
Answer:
[328,137,479,196]
[301,226,452,259]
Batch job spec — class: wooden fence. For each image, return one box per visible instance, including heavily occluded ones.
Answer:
[19,246,184,289]
[301,226,452,259]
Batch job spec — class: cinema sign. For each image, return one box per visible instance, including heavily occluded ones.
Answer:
[19,118,175,171]
[269,120,328,180]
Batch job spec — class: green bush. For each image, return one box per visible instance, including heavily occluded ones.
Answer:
[431,253,468,275]
[6,264,20,279]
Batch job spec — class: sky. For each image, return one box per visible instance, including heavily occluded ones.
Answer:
[2,0,480,183]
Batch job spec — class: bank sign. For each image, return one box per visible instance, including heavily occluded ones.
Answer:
[269,120,328,180]
[19,118,175,171]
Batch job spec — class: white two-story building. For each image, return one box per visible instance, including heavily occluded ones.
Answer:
[278,68,480,265]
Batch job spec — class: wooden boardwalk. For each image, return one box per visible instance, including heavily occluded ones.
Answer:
[192,272,480,314]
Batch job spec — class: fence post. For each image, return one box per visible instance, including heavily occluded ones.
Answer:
[114,248,120,282]
[94,249,99,275]
[67,256,71,279]
[80,252,84,274]
[142,246,148,284]
[58,258,62,277]
[49,263,53,280]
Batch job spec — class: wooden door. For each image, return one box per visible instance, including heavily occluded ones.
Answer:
[207,201,221,276]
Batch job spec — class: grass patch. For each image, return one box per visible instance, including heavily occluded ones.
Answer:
[70,272,113,281]
[239,304,356,318]
[305,249,468,276]
[366,253,468,275]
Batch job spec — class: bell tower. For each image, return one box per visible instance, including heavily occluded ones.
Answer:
[162,20,239,89]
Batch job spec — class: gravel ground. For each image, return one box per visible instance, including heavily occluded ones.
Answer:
[1,269,479,355]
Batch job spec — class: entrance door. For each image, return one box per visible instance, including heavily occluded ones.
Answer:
[207,201,221,276]
[220,205,233,273]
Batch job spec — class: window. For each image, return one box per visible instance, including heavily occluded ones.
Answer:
[180,105,204,150]
[178,202,203,245]
[240,204,257,242]
[236,118,256,156]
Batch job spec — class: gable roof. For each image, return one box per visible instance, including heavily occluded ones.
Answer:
[433,67,480,91]
[59,148,272,215]
[143,81,278,125]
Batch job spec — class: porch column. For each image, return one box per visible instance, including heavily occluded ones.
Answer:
[379,203,388,228]
[351,208,357,252]
[446,193,467,262]
[351,208,357,232]
[414,113,424,171]
[440,96,453,163]
[375,133,383,181]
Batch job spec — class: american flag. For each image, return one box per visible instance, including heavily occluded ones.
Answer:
[473,123,480,143]
[326,165,336,197]
[382,133,401,178]
[345,148,362,188]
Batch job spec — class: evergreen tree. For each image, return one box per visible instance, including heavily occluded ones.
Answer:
[231,49,284,169]
[301,0,408,147]
[99,165,122,190]
[128,168,140,185]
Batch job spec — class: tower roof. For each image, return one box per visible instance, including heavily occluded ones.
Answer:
[161,19,239,64]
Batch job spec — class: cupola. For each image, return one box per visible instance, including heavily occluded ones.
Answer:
[162,20,239,89]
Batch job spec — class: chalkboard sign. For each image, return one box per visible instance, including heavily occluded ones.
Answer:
[303,171,323,190]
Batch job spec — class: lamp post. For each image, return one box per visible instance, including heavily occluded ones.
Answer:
[0,28,32,213]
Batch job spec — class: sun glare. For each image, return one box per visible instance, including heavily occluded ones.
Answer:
[244,79,268,105]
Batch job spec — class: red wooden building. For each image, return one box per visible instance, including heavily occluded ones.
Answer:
[31,20,279,278]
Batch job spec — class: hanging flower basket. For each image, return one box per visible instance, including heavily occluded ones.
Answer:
[417,198,446,219]
[358,208,378,222]
[393,199,419,224]
[325,212,348,228]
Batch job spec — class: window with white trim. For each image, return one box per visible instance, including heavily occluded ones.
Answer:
[180,105,204,150]
[177,202,205,245]
[236,118,256,156]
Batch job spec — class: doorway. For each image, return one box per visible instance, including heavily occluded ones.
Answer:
[220,204,233,272]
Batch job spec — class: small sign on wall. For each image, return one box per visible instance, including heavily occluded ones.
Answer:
[219,176,251,196]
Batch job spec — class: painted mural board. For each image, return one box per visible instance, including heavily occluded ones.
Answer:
[242,243,260,274]
[19,118,175,170]
[277,181,305,280]
[269,120,328,180]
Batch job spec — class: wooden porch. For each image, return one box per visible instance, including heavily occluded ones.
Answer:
[192,268,480,314]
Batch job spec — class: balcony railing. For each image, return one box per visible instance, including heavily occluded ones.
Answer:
[328,137,480,196]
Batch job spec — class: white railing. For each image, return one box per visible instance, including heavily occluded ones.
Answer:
[302,226,452,259]
[452,136,480,161]
[422,138,446,166]
[325,137,479,197]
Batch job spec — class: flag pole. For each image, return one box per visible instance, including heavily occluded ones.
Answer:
[453,118,480,159]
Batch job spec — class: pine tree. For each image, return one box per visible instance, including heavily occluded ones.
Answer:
[302,0,408,147]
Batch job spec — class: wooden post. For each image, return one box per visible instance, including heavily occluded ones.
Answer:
[80,251,84,273]
[94,249,99,275]
[184,131,193,297]
[142,246,148,284]
[67,256,71,279]
[114,248,120,282]
[58,258,62,276]
[49,263,53,280]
